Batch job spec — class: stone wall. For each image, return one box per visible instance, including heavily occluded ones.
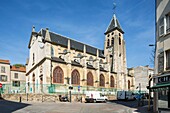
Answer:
[1,94,116,102]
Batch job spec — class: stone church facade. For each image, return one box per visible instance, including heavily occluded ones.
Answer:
[26,13,133,94]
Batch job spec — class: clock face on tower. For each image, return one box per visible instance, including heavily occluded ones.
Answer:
[108,47,112,52]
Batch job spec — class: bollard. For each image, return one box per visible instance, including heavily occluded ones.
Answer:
[81,96,82,103]
[26,93,28,101]
[19,95,22,103]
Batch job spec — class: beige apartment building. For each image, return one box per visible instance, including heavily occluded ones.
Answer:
[0,59,26,94]
[26,13,134,94]
[10,66,26,93]
[152,0,170,112]
[0,59,11,85]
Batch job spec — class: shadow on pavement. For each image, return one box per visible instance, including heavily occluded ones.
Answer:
[108,100,153,113]
[108,100,138,108]
[0,99,30,113]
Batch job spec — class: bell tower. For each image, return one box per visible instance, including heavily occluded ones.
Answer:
[104,8,127,90]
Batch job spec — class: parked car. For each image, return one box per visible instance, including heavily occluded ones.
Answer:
[59,95,69,102]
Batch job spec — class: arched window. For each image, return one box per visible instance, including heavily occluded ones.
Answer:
[111,37,114,45]
[100,74,105,87]
[53,66,64,83]
[128,80,130,90]
[87,72,93,86]
[51,46,54,57]
[89,56,93,61]
[33,53,35,64]
[99,59,103,64]
[77,53,82,58]
[119,37,121,45]
[107,39,110,47]
[110,76,115,87]
[71,69,80,85]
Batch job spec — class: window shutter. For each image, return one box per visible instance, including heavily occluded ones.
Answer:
[5,76,7,81]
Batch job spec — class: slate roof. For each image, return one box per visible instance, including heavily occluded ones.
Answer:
[41,29,105,58]
[87,64,96,70]
[100,67,108,72]
[71,61,83,67]
[51,57,66,64]
[105,14,124,34]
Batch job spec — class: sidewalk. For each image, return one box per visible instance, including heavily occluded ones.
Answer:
[133,105,153,113]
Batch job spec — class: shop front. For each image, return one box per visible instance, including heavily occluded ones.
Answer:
[151,74,170,112]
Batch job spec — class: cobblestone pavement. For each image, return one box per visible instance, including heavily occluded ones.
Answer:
[0,99,153,113]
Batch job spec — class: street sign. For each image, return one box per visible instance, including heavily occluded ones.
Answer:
[0,83,2,88]
[78,86,80,91]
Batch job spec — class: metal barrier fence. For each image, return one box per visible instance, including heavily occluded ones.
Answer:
[0,83,147,96]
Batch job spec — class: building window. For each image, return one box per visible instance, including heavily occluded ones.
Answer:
[159,17,164,36]
[128,80,130,90]
[71,69,80,85]
[14,73,18,79]
[87,72,93,86]
[166,13,170,33]
[166,50,170,70]
[111,32,114,35]
[111,37,114,45]
[100,74,105,87]
[119,37,121,45]
[158,52,164,73]
[53,66,64,83]
[1,66,5,73]
[107,39,110,47]
[12,81,20,87]
[110,76,114,87]
[51,46,54,57]
[0,75,7,82]
[87,56,93,65]
[32,53,35,65]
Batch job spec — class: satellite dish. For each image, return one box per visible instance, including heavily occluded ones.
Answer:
[39,42,44,49]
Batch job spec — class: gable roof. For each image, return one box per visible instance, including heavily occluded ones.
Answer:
[11,66,26,72]
[105,14,124,34]
[41,29,105,58]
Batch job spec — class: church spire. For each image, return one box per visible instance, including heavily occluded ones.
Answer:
[104,2,124,34]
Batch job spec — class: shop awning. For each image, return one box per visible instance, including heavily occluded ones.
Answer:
[150,83,170,92]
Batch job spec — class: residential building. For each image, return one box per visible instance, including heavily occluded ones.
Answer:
[0,59,26,94]
[133,66,154,94]
[0,59,10,85]
[10,66,26,93]
[26,12,134,94]
[153,0,170,112]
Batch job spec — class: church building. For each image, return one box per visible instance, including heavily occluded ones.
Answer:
[26,13,133,94]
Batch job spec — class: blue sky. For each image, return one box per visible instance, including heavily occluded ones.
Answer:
[0,0,155,68]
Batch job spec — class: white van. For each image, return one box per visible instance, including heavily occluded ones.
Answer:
[85,91,108,103]
[117,91,135,100]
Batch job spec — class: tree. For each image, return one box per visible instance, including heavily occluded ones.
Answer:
[13,64,25,67]
[149,48,155,67]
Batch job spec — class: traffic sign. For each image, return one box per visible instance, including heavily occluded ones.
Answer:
[78,86,80,91]
[0,83,2,88]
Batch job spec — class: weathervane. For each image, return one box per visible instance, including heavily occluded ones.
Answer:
[113,1,116,14]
